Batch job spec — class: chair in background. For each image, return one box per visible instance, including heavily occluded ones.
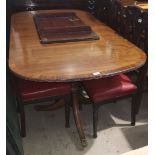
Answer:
[133,11,148,53]
[134,61,148,114]
[95,0,115,27]
[123,6,143,43]
[87,0,97,16]
[80,62,147,138]
[124,8,148,89]
[112,0,125,33]
[13,77,72,137]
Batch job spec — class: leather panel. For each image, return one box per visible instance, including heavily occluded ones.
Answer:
[83,74,137,103]
[16,79,71,102]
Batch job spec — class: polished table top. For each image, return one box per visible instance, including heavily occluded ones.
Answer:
[9,10,146,82]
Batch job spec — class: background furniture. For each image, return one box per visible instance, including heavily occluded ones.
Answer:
[7,72,24,155]
[87,0,97,15]
[133,11,148,52]
[7,0,24,154]
[92,0,148,52]
[14,0,88,12]
[123,6,143,43]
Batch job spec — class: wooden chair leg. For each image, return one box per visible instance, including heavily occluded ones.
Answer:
[144,38,148,52]
[79,101,83,111]
[16,97,20,113]
[93,104,99,138]
[18,100,26,137]
[131,96,136,126]
[64,95,71,128]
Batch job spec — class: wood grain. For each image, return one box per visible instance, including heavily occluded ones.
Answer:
[123,1,148,11]
[9,10,146,82]
[135,3,148,11]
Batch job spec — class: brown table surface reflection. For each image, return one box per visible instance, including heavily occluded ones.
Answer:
[9,10,146,146]
[123,1,148,11]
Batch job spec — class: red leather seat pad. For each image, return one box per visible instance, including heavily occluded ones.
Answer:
[83,74,137,103]
[16,79,71,102]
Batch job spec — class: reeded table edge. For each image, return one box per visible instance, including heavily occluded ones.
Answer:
[9,60,146,82]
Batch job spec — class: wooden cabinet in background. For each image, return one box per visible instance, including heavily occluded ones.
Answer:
[14,0,88,12]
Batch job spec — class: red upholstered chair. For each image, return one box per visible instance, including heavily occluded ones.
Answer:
[14,77,72,137]
[82,73,138,138]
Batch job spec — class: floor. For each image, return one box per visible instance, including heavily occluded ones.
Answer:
[23,93,148,155]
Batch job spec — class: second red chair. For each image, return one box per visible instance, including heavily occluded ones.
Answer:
[82,73,138,138]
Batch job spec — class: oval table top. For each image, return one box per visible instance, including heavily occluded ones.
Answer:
[9,9,146,82]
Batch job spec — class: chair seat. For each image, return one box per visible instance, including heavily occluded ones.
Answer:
[16,78,72,102]
[82,74,137,103]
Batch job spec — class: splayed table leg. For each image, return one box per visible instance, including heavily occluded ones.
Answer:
[72,83,87,147]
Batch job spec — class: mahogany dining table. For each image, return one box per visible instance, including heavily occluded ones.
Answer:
[9,9,146,146]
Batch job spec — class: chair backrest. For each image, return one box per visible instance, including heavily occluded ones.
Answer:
[136,59,147,90]
[134,59,147,113]
[113,0,125,32]
[95,0,115,24]
[133,11,148,52]
[14,0,88,12]
[123,6,143,41]
[125,6,143,25]
[87,0,96,14]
